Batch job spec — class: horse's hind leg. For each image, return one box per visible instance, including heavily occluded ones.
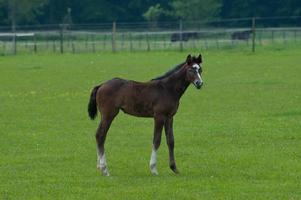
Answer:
[96,108,118,176]
[150,115,166,175]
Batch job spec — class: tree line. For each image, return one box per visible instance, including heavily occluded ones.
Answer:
[0,0,300,26]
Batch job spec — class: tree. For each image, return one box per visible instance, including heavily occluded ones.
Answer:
[220,0,301,19]
[1,0,301,26]
[77,0,171,23]
[143,4,171,28]
[171,0,222,21]
[0,0,47,26]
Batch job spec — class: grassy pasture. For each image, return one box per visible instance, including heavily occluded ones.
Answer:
[0,47,301,199]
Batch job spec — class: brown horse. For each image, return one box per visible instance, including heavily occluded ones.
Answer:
[88,54,204,176]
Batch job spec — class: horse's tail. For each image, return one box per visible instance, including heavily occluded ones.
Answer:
[88,85,101,120]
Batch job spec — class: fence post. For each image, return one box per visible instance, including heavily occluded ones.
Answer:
[3,42,6,55]
[72,42,75,54]
[46,32,49,49]
[271,30,274,43]
[138,35,142,49]
[252,17,256,52]
[11,0,17,55]
[103,34,107,50]
[129,33,133,52]
[146,34,150,51]
[179,19,183,52]
[121,33,125,50]
[34,34,37,53]
[12,27,17,55]
[112,21,116,53]
[60,24,64,54]
[13,32,17,55]
[294,30,297,42]
[92,34,95,53]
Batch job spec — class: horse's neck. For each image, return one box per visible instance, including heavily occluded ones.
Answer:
[163,65,190,99]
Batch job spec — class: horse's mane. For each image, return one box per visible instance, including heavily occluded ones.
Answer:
[151,62,185,81]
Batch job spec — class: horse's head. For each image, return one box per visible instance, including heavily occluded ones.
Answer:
[185,54,203,89]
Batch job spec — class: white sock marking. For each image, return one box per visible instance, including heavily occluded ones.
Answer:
[97,152,109,176]
[150,147,158,175]
[99,153,106,168]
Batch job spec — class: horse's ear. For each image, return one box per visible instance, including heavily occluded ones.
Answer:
[196,54,202,64]
[186,54,192,65]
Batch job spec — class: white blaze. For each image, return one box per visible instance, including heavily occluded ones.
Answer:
[192,64,200,70]
[192,64,203,84]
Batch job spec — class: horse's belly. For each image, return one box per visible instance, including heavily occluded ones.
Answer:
[122,109,153,117]
[120,102,154,117]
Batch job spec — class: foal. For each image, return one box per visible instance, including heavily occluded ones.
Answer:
[88,54,204,176]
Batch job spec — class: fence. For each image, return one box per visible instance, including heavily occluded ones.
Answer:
[0,16,300,55]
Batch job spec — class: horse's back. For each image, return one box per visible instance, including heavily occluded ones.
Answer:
[103,77,128,88]
[96,77,146,105]
[97,78,127,96]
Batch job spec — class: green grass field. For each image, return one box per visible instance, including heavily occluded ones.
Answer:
[1,47,301,199]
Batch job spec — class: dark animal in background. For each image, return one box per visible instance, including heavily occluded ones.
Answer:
[171,31,200,42]
[88,54,204,176]
[231,30,252,40]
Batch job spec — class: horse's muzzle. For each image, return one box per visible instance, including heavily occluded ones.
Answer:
[194,80,203,89]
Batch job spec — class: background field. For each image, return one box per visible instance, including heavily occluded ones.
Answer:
[0,46,301,199]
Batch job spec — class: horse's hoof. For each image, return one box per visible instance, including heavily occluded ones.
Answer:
[97,165,110,176]
[151,170,159,175]
[170,165,179,174]
[150,164,159,175]
[102,170,110,176]
[151,169,159,175]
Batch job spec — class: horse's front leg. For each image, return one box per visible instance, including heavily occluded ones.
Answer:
[149,115,166,175]
[164,117,179,174]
